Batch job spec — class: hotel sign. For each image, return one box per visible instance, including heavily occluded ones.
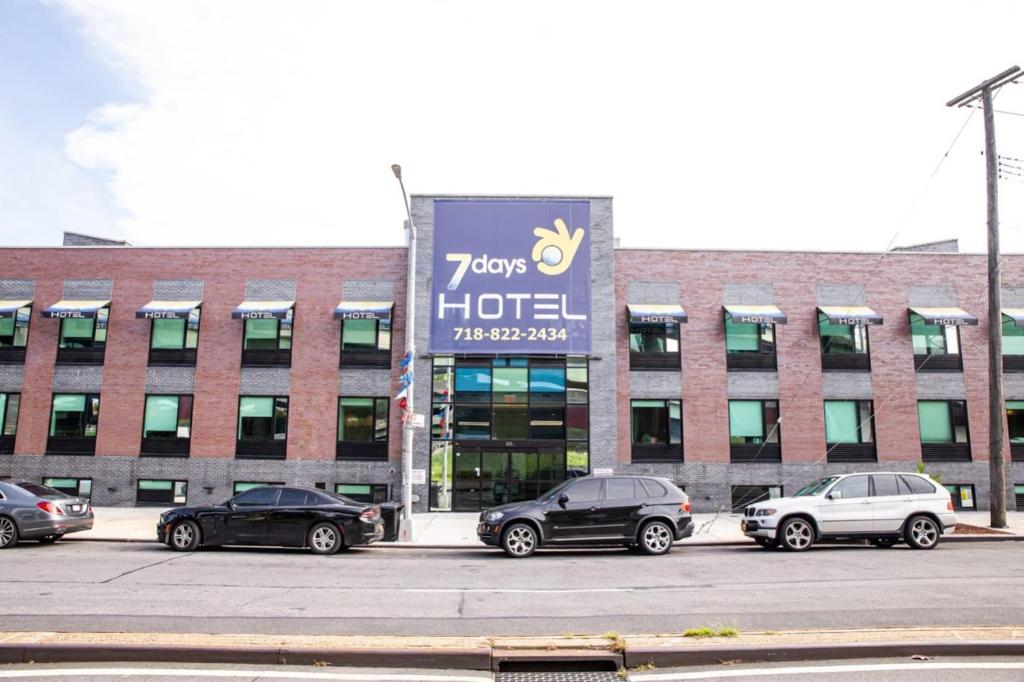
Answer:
[429,199,591,354]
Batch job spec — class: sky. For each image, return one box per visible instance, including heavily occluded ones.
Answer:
[2,0,1024,253]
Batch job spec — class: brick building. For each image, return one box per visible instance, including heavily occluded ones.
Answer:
[0,194,1023,512]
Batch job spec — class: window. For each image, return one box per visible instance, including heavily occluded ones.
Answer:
[335,483,388,503]
[605,478,637,500]
[829,475,869,499]
[338,397,389,442]
[278,488,313,506]
[818,312,868,355]
[0,306,30,348]
[232,481,284,495]
[725,314,774,353]
[49,394,100,438]
[630,322,679,353]
[136,479,187,506]
[871,474,901,497]
[731,485,782,512]
[631,400,682,445]
[243,310,292,350]
[0,393,19,440]
[1016,484,1024,511]
[566,478,602,502]
[1007,402,1024,444]
[900,474,937,495]
[944,483,976,510]
[640,479,667,498]
[232,486,280,506]
[142,395,192,439]
[42,477,92,498]
[59,309,108,349]
[823,400,874,443]
[341,318,391,351]
[150,309,200,350]
[910,313,959,356]
[728,400,779,444]
[238,396,288,440]
[917,400,969,443]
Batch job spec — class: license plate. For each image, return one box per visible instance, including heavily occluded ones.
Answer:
[71,505,81,513]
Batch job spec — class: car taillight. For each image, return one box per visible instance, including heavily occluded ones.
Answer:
[37,501,65,516]
[680,501,692,513]
[360,506,380,520]
[947,500,954,511]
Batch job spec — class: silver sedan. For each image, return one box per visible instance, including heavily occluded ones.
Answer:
[0,480,94,548]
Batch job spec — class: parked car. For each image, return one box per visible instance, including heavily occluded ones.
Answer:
[0,480,94,548]
[157,485,384,555]
[740,472,956,551]
[477,475,694,558]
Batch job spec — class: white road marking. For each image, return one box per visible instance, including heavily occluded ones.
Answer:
[404,587,635,594]
[634,661,1024,680]
[0,668,491,681]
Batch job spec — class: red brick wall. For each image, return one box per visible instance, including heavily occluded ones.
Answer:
[6,247,405,461]
[615,249,1024,464]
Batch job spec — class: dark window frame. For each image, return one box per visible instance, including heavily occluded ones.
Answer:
[148,308,201,351]
[817,312,870,355]
[41,476,92,499]
[337,396,390,444]
[335,482,389,503]
[242,310,293,352]
[724,313,776,355]
[136,478,188,507]
[58,309,109,350]
[917,399,970,444]
[140,393,193,457]
[0,306,31,349]
[48,393,101,438]
[236,395,289,442]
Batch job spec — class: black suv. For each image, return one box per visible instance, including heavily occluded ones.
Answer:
[477,475,693,558]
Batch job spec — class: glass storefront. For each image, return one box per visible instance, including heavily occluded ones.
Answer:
[429,355,589,511]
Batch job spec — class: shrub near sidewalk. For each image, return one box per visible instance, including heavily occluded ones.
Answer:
[683,626,739,639]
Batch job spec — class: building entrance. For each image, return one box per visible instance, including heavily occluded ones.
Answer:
[452,444,566,512]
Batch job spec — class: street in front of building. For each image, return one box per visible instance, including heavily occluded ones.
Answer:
[1,540,1021,637]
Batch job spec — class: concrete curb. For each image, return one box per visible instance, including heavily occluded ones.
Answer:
[623,639,1024,668]
[2,639,1024,672]
[0,643,492,670]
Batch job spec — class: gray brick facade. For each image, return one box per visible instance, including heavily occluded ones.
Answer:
[339,369,390,396]
[52,366,103,393]
[0,280,34,299]
[728,372,779,399]
[145,367,195,394]
[64,279,112,299]
[239,367,291,395]
[821,372,873,399]
[244,279,296,300]
[154,279,203,300]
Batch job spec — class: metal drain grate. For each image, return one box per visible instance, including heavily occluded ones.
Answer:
[496,673,623,682]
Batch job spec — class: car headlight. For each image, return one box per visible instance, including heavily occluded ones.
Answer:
[755,508,777,516]
[484,511,505,523]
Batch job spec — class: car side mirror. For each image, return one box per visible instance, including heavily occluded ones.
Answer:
[226,500,236,509]
[827,491,841,500]
[557,493,569,507]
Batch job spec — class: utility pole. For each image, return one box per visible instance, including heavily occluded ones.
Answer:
[391,164,417,540]
[946,65,1022,528]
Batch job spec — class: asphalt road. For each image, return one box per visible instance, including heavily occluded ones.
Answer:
[0,541,1022,636]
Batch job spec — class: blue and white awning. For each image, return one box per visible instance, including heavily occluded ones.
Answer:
[627,304,687,324]
[818,305,883,325]
[724,304,788,325]
[42,300,110,319]
[136,300,201,320]
[0,300,32,317]
[232,300,294,320]
[334,301,393,321]
[909,306,978,326]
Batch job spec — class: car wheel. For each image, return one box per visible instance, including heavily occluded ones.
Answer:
[169,520,201,552]
[755,537,778,549]
[0,516,18,549]
[905,515,940,550]
[37,534,63,545]
[778,518,815,551]
[872,538,898,548]
[639,520,674,556]
[308,522,342,556]
[501,523,538,558]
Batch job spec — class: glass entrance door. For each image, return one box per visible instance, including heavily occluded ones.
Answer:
[453,445,566,511]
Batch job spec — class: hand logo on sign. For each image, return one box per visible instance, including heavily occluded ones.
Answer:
[532,218,584,276]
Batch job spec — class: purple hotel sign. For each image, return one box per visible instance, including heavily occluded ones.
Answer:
[429,200,591,354]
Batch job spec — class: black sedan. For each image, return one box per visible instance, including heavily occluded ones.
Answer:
[477,475,694,558]
[157,485,384,555]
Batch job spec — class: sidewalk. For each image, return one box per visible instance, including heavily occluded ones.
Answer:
[73,507,1024,545]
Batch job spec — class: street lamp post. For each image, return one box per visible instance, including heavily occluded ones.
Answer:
[391,164,416,539]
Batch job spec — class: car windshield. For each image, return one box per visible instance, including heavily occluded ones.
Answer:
[794,477,840,497]
[539,479,575,501]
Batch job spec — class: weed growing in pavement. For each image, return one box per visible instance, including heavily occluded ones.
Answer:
[683,626,739,638]
[604,631,627,653]
[617,661,656,678]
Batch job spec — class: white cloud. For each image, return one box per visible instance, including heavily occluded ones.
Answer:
[54,0,1024,251]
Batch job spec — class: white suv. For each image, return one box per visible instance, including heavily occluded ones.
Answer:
[740,472,957,551]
